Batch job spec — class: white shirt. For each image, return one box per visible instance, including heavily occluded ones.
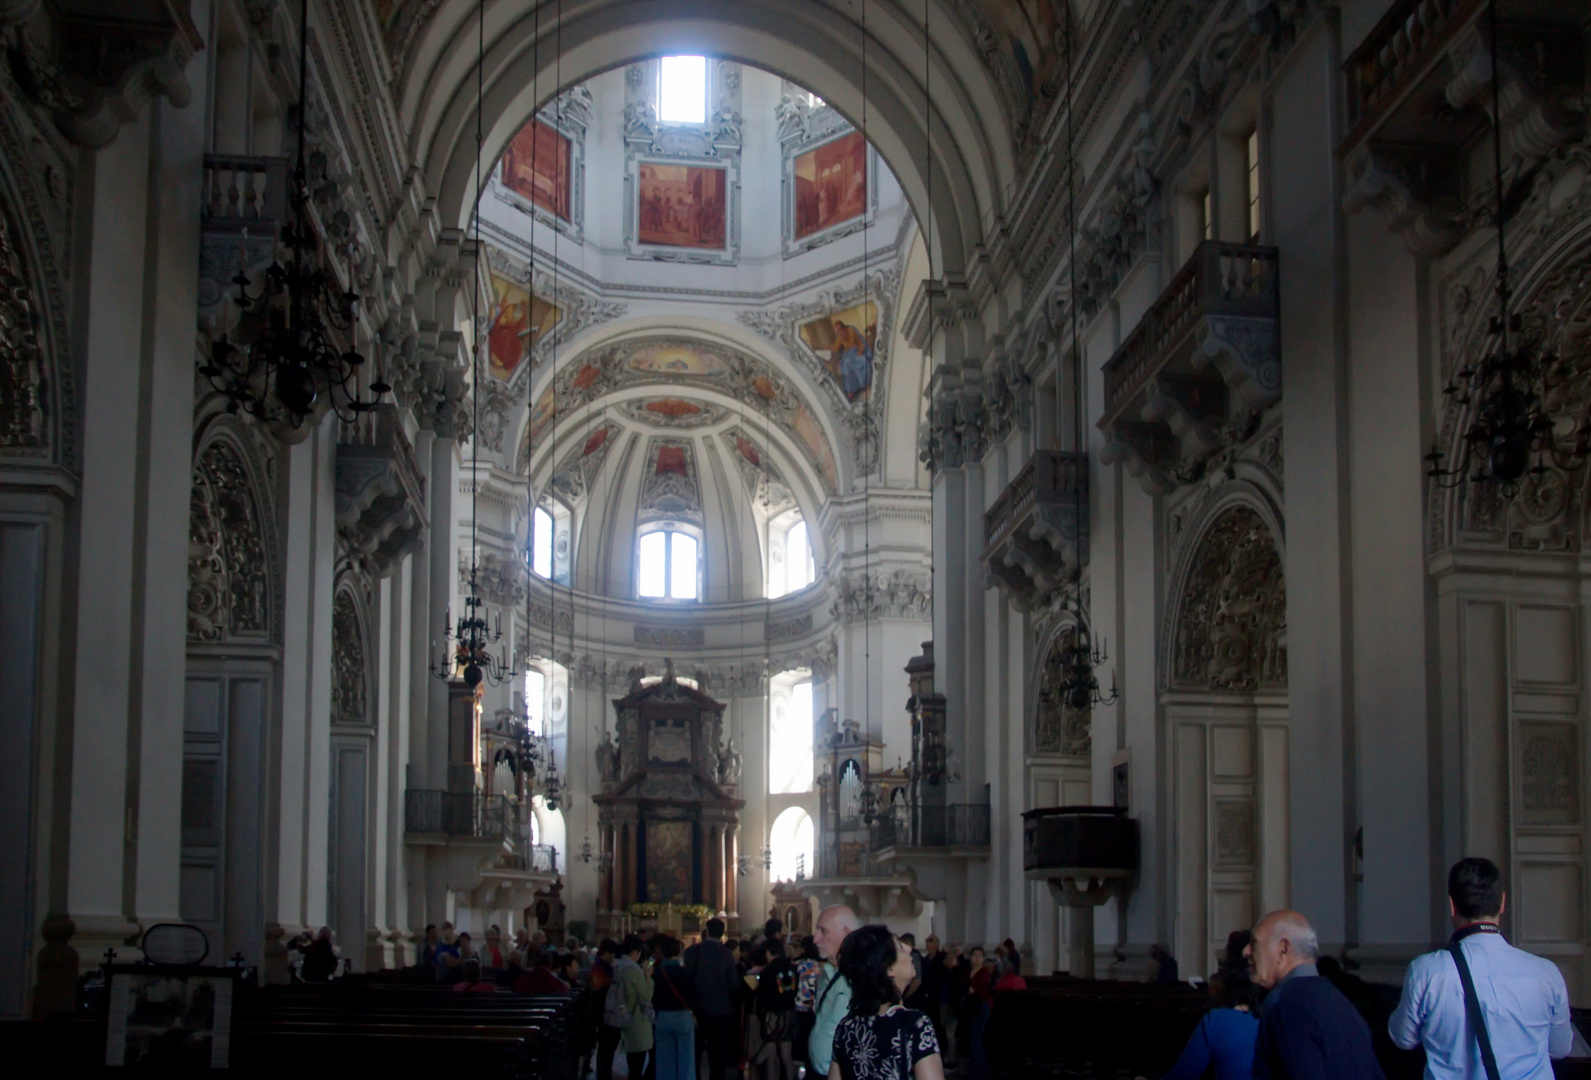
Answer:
[1388,929,1572,1080]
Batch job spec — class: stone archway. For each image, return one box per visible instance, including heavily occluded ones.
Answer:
[1163,502,1288,980]
[396,0,1014,282]
[182,425,280,971]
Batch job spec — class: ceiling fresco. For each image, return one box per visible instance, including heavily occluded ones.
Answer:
[523,336,840,493]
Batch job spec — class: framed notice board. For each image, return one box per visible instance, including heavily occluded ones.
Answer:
[104,965,241,1069]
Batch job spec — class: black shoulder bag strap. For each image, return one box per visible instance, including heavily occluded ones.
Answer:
[1447,934,1502,1080]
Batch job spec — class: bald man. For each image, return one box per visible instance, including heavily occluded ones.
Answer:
[1245,910,1386,1080]
[808,905,859,1076]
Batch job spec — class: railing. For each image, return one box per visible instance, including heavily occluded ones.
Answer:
[339,403,426,506]
[1100,241,1279,422]
[202,154,290,226]
[404,790,515,841]
[984,450,1088,551]
[1342,0,1481,152]
[871,803,992,852]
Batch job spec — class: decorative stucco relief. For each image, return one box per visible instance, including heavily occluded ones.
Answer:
[188,439,272,642]
[1171,505,1286,691]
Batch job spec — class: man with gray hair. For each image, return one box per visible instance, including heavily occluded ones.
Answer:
[1245,909,1386,1079]
[808,904,859,1076]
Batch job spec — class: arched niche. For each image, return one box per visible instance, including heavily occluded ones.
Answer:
[1159,498,1288,984]
[181,418,282,972]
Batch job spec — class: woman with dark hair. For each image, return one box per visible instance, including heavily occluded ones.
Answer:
[1136,931,1262,1080]
[828,925,945,1080]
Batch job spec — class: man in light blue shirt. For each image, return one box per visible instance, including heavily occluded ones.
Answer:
[808,904,857,1076]
[1389,857,1572,1079]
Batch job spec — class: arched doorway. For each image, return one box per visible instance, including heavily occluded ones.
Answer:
[1163,501,1288,978]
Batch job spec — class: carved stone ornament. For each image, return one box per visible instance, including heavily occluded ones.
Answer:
[0,207,46,450]
[331,589,368,726]
[1035,627,1091,757]
[188,439,271,642]
[9,3,204,150]
[831,570,931,624]
[1172,506,1286,691]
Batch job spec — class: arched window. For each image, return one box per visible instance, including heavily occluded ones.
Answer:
[769,807,815,883]
[769,676,813,794]
[768,512,816,598]
[637,528,699,600]
[530,505,553,578]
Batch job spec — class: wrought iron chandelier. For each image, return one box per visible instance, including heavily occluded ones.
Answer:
[516,713,563,810]
[1056,5,1117,711]
[430,0,514,690]
[201,0,389,425]
[1426,0,1584,492]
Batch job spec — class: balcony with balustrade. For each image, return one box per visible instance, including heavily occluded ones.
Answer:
[198,155,290,313]
[336,404,427,579]
[984,450,1088,611]
[1097,241,1280,495]
[405,789,560,903]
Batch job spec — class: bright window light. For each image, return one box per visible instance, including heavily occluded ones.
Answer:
[658,56,707,124]
[770,807,815,883]
[770,680,814,794]
[638,529,698,600]
[637,532,667,597]
[787,520,814,592]
[669,533,699,599]
[525,669,547,732]
[531,506,553,578]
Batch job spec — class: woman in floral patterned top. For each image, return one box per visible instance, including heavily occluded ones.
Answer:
[827,924,946,1080]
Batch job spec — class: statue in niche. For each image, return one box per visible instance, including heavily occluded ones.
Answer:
[596,729,622,784]
[718,739,742,787]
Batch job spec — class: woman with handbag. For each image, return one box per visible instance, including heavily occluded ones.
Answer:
[653,936,699,1080]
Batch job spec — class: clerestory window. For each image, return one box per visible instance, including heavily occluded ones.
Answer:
[637,528,700,601]
[658,56,707,125]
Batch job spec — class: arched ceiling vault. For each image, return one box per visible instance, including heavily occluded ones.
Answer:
[402,0,1013,282]
[510,323,847,511]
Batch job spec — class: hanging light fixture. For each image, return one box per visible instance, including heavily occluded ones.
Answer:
[202,0,389,425]
[430,0,514,691]
[1426,0,1584,492]
[1055,3,1117,711]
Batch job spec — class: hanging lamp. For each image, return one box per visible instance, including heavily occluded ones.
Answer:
[1425,0,1584,492]
[431,0,514,689]
[202,0,389,425]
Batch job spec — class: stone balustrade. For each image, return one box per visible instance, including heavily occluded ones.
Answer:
[984,449,1089,611]
[1099,241,1280,495]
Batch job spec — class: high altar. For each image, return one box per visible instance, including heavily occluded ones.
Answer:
[594,664,745,934]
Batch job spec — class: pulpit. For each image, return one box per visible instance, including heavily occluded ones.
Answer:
[594,664,745,934]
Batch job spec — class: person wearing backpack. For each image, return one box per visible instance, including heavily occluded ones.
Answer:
[608,934,655,1080]
[1389,857,1572,1080]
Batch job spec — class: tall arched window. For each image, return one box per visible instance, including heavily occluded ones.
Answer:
[637,528,699,600]
[530,506,553,578]
[769,676,813,794]
[768,511,816,598]
[769,807,814,883]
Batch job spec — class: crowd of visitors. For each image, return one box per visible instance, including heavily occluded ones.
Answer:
[399,857,1573,1080]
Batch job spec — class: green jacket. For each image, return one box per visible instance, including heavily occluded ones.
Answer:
[615,956,654,1051]
[808,962,852,1074]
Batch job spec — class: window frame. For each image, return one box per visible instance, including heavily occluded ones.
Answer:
[636,525,702,602]
[657,55,709,126]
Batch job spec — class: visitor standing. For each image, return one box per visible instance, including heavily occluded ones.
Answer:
[1389,857,1572,1079]
[652,936,699,1080]
[1139,931,1260,1080]
[827,924,946,1080]
[1246,910,1385,1080]
[684,918,740,1080]
[808,905,859,1077]
[610,935,655,1080]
